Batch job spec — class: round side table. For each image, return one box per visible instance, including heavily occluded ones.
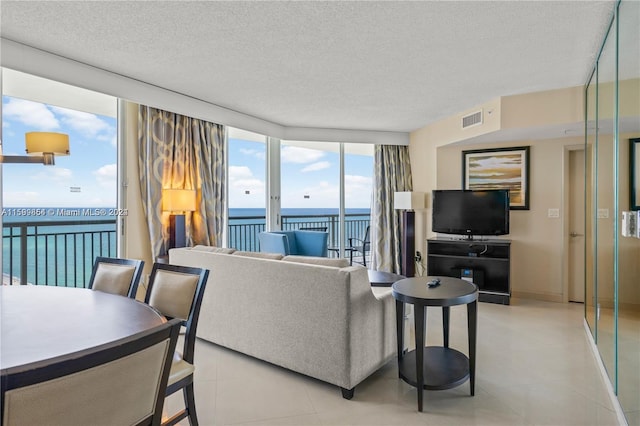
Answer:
[392,276,478,412]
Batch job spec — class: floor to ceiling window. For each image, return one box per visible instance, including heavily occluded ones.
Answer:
[1,69,118,287]
[226,128,267,251]
[225,130,374,258]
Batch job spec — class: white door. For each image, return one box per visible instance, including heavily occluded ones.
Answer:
[569,149,585,303]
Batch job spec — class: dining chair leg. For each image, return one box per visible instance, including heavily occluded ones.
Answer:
[184,382,199,426]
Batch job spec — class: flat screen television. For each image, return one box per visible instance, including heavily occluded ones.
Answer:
[432,189,510,238]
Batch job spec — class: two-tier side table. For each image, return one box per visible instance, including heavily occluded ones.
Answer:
[392,276,478,412]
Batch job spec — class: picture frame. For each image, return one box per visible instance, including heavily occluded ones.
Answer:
[462,146,530,210]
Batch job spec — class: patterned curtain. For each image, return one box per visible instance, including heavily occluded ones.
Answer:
[371,145,413,273]
[138,106,226,257]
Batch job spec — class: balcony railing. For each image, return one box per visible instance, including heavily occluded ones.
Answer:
[2,220,117,287]
[228,213,370,253]
[3,213,370,287]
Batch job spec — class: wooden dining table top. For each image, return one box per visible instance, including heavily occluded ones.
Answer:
[0,285,166,372]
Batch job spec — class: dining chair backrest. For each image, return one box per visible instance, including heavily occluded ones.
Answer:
[144,263,209,364]
[1,318,182,426]
[143,263,209,426]
[88,256,144,299]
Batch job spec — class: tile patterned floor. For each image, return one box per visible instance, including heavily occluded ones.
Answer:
[164,299,622,425]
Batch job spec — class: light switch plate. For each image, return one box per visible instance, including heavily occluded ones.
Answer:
[548,208,560,218]
[597,208,609,219]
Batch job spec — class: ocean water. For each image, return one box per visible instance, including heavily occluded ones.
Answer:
[2,207,371,286]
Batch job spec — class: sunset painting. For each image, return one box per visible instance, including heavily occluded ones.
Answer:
[463,146,530,210]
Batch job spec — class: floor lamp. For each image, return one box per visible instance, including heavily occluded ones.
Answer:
[394,192,425,277]
[162,189,196,250]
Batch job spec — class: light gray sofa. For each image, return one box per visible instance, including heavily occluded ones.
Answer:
[169,245,397,399]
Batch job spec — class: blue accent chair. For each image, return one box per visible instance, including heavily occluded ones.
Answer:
[258,230,329,257]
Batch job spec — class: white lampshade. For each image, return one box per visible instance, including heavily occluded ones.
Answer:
[162,189,197,212]
[394,191,425,210]
[25,132,70,156]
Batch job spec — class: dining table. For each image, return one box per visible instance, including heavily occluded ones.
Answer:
[0,285,166,373]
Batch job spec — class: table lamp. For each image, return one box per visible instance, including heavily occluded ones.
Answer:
[1,132,70,165]
[162,188,196,249]
[394,191,425,277]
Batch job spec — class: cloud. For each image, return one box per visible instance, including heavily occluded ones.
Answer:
[1,191,41,206]
[93,164,117,188]
[281,146,325,164]
[228,166,264,195]
[3,98,60,130]
[229,166,254,179]
[239,148,265,160]
[33,167,73,182]
[345,175,371,186]
[50,106,112,138]
[301,161,331,172]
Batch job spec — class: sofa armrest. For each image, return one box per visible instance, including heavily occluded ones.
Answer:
[258,232,289,255]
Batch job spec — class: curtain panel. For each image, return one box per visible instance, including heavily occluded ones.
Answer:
[138,106,226,257]
[371,145,413,273]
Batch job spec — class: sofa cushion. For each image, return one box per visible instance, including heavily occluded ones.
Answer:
[233,251,283,260]
[192,245,236,254]
[282,255,350,268]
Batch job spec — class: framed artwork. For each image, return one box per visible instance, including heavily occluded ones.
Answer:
[462,146,530,210]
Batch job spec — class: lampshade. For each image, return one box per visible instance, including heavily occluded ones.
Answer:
[162,189,196,212]
[25,132,70,156]
[394,191,425,210]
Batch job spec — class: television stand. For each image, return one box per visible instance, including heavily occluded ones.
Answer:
[426,237,511,304]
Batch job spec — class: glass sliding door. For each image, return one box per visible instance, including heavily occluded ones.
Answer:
[280,140,339,244]
[585,3,640,423]
[617,0,640,421]
[227,128,267,251]
[595,17,617,386]
[585,72,597,335]
[344,143,374,264]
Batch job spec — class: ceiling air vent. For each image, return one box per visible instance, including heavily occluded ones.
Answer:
[462,110,483,129]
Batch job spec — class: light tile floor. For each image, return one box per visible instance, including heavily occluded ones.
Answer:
[164,299,622,426]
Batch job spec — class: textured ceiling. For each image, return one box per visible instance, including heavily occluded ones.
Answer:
[0,1,615,133]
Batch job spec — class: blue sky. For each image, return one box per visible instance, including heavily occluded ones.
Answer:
[228,139,373,209]
[2,96,117,207]
[2,95,372,210]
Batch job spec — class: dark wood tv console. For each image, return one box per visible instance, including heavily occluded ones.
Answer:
[426,238,511,304]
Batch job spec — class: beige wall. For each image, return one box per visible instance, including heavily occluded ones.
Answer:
[436,137,582,301]
[121,101,153,299]
[408,83,640,303]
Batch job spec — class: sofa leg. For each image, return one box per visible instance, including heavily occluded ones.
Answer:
[341,387,355,400]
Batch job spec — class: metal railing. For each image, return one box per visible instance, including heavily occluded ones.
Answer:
[3,213,371,287]
[228,213,370,253]
[2,220,117,287]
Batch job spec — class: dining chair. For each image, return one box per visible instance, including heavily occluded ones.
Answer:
[88,256,145,299]
[348,225,371,267]
[1,318,182,426]
[144,263,209,426]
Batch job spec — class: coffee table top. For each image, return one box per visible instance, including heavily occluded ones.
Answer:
[392,276,478,306]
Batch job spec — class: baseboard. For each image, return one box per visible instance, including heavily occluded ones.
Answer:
[583,320,628,426]
[511,290,563,303]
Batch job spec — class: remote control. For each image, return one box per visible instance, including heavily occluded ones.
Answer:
[427,278,441,288]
